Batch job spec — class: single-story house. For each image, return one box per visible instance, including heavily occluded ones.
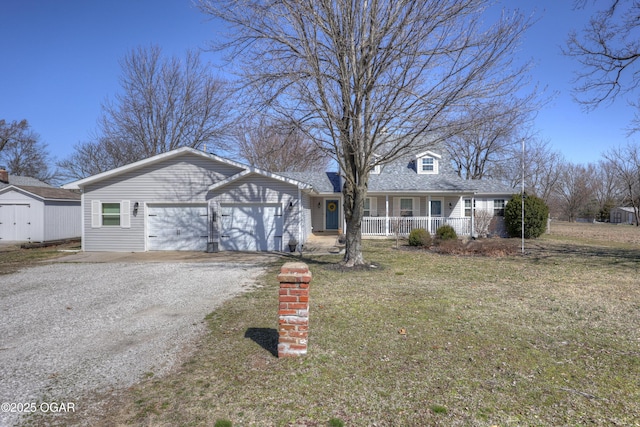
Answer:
[63,146,514,252]
[0,169,81,242]
[610,206,639,225]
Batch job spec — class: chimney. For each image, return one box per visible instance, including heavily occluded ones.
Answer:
[0,166,8,184]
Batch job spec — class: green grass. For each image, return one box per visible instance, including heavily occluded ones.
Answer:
[21,225,640,426]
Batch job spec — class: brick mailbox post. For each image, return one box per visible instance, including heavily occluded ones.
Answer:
[277,262,311,357]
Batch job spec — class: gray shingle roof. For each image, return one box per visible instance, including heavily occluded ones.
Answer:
[282,149,515,196]
[0,175,51,188]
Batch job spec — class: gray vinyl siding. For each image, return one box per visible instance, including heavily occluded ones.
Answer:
[83,153,244,252]
[210,174,300,246]
[43,201,82,241]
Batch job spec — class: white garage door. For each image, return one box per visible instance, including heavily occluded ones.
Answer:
[0,204,32,241]
[219,203,283,251]
[147,205,209,251]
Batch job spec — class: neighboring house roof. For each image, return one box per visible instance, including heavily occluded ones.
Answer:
[62,147,313,191]
[0,175,52,189]
[0,185,81,201]
[613,207,639,213]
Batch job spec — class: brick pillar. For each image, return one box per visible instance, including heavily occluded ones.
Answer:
[278,262,311,357]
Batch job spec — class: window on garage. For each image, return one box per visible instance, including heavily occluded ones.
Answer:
[102,203,121,226]
[91,200,130,228]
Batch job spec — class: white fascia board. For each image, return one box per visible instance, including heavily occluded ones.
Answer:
[415,150,442,159]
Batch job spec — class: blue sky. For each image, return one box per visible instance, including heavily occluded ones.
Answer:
[0,0,635,168]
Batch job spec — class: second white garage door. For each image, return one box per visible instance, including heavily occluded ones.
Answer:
[219,203,283,251]
[147,205,209,251]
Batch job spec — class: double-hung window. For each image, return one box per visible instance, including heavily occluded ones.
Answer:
[493,199,505,217]
[91,200,131,228]
[400,198,414,217]
[422,157,434,172]
[102,203,121,226]
[464,199,474,217]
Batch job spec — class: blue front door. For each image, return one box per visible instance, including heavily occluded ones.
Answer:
[325,199,339,230]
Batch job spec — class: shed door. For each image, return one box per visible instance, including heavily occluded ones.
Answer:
[0,204,31,241]
[147,205,208,251]
[219,204,282,251]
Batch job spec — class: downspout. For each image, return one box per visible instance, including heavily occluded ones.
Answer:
[298,188,302,249]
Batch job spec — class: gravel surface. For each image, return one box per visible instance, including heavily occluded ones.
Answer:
[0,261,267,426]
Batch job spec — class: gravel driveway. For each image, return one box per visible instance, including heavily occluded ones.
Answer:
[0,260,268,426]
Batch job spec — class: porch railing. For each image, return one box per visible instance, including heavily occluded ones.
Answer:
[361,216,472,237]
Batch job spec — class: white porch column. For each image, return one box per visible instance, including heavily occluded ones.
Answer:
[471,196,475,237]
[385,195,389,236]
[427,195,432,233]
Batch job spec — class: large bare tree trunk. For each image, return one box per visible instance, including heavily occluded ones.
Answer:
[342,176,367,266]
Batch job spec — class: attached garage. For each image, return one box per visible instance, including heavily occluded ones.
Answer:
[218,203,283,251]
[147,204,209,251]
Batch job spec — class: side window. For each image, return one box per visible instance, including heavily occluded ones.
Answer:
[102,203,121,226]
[493,199,505,217]
[91,200,130,228]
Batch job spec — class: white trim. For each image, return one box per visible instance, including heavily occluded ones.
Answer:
[415,150,442,159]
[417,156,439,175]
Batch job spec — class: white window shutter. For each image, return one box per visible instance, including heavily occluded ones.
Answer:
[121,200,131,228]
[91,200,101,228]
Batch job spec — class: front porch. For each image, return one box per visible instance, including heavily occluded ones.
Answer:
[361,216,472,237]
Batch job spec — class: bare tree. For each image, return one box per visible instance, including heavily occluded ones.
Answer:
[603,142,640,225]
[233,116,330,172]
[57,136,143,182]
[447,94,541,180]
[592,158,624,221]
[199,0,532,266]
[494,137,564,204]
[566,1,640,131]
[58,46,232,179]
[554,162,595,222]
[0,119,57,184]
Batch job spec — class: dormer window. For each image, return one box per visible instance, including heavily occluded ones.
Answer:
[421,157,434,172]
[416,151,440,174]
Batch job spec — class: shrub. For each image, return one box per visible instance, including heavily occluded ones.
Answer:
[408,228,431,247]
[435,224,457,240]
[504,193,549,239]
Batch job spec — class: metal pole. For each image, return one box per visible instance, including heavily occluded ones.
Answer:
[521,138,525,255]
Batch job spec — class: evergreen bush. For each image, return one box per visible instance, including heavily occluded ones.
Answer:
[408,228,431,246]
[435,224,457,240]
[504,193,549,239]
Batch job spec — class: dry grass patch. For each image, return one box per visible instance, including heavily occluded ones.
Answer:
[23,229,640,426]
[0,241,80,275]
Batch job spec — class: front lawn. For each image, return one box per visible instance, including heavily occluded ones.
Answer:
[28,224,640,426]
